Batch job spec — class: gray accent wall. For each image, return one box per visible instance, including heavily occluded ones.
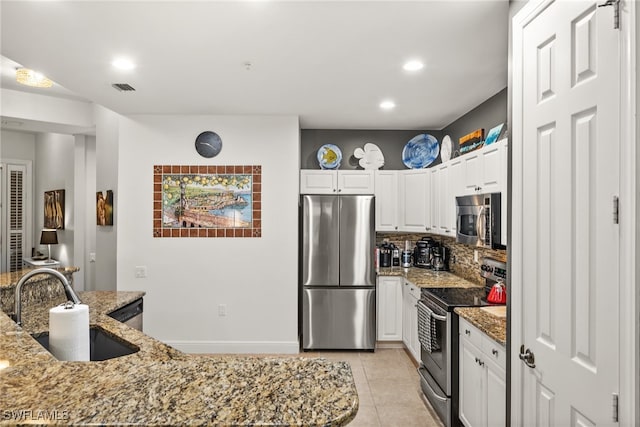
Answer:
[300,88,507,171]
[301,129,443,170]
[440,88,507,157]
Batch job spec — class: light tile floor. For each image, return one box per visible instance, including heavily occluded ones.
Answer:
[213,348,444,427]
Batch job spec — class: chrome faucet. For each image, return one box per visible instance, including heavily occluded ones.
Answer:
[14,268,81,326]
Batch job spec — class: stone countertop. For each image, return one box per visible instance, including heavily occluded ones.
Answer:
[0,292,358,426]
[455,306,507,346]
[0,267,80,288]
[377,267,480,289]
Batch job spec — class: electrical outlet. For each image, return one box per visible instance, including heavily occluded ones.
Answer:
[218,304,227,317]
[89,252,96,262]
[473,250,479,263]
[135,266,147,278]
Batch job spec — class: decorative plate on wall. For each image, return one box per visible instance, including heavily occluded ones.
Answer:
[195,131,223,158]
[402,134,439,169]
[441,135,452,162]
[317,144,342,169]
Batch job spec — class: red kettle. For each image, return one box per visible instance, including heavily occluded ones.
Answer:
[487,281,507,304]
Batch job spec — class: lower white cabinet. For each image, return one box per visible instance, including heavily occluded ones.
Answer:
[377,277,403,341]
[459,317,506,427]
[402,281,421,362]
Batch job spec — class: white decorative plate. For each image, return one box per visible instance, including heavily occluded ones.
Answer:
[441,135,452,162]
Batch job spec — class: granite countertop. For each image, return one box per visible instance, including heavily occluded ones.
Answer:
[0,267,80,288]
[377,266,479,289]
[0,291,358,426]
[455,306,507,346]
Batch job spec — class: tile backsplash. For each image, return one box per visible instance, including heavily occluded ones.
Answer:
[376,232,506,286]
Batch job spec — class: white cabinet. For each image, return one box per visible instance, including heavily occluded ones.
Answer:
[402,281,421,363]
[377,276,403,341]
[300,170,374,194]
[428,167,440,233]
[447,158,464,235]
[374,171,399,231]
[462,140,507,196]
[459,317,506,427]
[398,170,430,232]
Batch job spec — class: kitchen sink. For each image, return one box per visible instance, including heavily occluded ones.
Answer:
[31,326,139,361]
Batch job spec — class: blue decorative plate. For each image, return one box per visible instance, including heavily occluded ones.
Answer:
[402,134,440,168]
[317,144,342,169]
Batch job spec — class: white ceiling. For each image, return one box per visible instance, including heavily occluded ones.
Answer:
[0,0,509,130]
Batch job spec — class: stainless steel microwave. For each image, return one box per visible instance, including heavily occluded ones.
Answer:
[455,193,504,249]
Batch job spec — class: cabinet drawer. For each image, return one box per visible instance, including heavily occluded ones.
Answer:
[459,317,483,349]
[404,281,422,299]
[482,335,506,370]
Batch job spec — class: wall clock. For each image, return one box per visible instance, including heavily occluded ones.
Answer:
[195,131,222,158]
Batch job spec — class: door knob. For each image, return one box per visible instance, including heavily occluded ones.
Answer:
[519,344,536,368]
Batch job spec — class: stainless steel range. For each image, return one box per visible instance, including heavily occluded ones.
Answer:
[417,258,507,427]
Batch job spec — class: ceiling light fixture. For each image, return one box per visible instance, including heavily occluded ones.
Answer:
[403,60,424,72]
[380,100,396,110]
[15,68,53,88]
[112,58,136,70]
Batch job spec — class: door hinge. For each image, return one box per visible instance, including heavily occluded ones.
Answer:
[612,392,619,422]
[598,0,620,30]
[613,196,619,224]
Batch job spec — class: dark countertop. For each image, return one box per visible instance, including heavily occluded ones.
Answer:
[0,291,358,426]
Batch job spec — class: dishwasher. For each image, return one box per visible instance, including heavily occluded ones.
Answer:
[108,298,143,331]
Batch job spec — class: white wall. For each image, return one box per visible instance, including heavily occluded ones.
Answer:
[34,133,75,266]
[1,129,36,160]
[116,114,300,354]
[93,105,119,291]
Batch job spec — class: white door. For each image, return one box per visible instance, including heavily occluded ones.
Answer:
[513,0,620,425]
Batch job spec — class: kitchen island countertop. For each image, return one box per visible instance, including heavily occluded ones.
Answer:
[0,290,358,426]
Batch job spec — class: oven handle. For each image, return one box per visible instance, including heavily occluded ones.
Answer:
[419,367,448,403]
[418,300,447,322]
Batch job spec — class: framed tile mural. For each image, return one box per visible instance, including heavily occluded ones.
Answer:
[153,165,262,238]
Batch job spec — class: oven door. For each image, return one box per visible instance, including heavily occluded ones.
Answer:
[418,299,451,395]
[456,203,482,246]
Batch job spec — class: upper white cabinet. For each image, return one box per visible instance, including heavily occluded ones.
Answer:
[463,140,507,196]
[398,169,430,232]
[374,171,399,231]
[300,170,374,194]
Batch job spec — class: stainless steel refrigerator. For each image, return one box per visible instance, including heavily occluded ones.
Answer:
[300,194,376,350]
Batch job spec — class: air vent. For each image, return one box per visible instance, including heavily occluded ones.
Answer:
[112,83,136,92]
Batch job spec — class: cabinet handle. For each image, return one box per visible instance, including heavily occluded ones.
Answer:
[479,360,485,367]
[333,189,337,192]
[465,329,471,336]
[475,357,479,363]
[445,229,450,233]
[395,226,398,230]
[492,349,499,356]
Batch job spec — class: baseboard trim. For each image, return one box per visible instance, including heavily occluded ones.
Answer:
[164,340,300,355]
[376,341,404,349]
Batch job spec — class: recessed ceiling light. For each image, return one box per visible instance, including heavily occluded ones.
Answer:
[15,68,53,88]
[403,60,424,72]
[380,100,396,110]
[112,58,136,70]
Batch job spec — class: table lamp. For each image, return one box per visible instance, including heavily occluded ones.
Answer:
[40,229,58,263]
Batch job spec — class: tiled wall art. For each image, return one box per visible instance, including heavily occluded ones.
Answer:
[153,165,262,238]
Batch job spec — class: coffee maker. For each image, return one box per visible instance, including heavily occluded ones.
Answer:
[431,245,449,271]
[413,237,438,269]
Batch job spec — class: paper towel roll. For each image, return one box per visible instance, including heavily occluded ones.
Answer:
[49,303,90,361]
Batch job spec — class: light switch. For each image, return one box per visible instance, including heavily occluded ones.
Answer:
[89,252,96,262]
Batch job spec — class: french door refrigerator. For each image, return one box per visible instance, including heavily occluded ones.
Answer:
[300,194,376,350]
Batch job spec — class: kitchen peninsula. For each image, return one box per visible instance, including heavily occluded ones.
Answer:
[0,269,358,426]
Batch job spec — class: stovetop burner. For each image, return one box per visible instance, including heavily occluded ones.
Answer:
[421,287,487,312]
